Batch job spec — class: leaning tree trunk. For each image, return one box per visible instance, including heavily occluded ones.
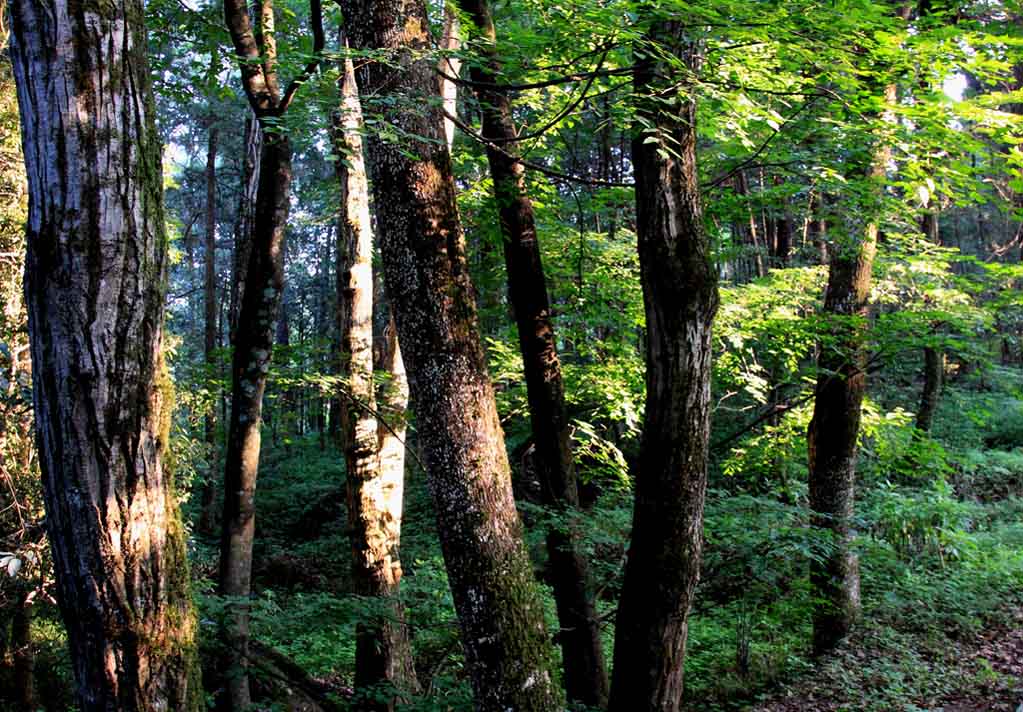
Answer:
[456,0,608,704]
[339,1,561,708]
[608,17,719,712]
[807,81,896,656]
[9,0,203,706]
[334,50,417,709]
[229,113,262,340]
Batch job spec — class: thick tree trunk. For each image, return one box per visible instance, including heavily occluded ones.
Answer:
[9,0,203,706]
[200,125,220,537]
[335,51,417,709]
[455,0,608,706]
[218,132,291,709]
[807,82,895,656]
[339,2,561,708]
[608,18,719,712]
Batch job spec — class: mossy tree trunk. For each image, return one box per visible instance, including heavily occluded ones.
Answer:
[339,1,562,708]
[608,14,719,712]
[9,0,203,705]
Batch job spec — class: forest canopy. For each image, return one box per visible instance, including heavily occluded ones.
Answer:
[1,0,1023,710]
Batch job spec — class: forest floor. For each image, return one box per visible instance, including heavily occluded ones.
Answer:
[754,607,1023,712]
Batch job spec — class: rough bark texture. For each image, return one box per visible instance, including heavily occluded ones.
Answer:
[9,0,203,706]
[807,82,896,656]
[200,125,220,538]
[455,0,608,704]
[339,1,561,708]
[335,51,417,709]
[608,18,719,712]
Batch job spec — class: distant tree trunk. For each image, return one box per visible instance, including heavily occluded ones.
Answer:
[916,346,944,433]
[807,80,896,656]
[335,48,417,709]
[455,0,608,705]
[200,124,221,538]
[11,588,34,709]
[339,1,561,708]
[218,0,322,702]
[9,0,203,705]
[773,176,793,267]
[608,16,719,712]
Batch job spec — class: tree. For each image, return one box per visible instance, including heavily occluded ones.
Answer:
[217,0,323,704]
[454,0,608,704]
[334,47,417,708]
[609,11,719,711]
[339,0,562,707]
[8,0,203,706]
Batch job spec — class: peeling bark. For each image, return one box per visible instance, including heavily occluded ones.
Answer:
[9,0,203,705]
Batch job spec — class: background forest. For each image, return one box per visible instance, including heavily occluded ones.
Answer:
[2,0,1023,710]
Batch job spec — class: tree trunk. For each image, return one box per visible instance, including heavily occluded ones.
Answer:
[455,0,608,706]
[12,588,34,709]
[807,81,896,656]
[439,5,461,152]
[218,131,291,709]
[339,2,561,708]
[200,124,221,538]
[335,49,417,709]
[608,17,719,712]
[9,0,203,705]
[916,346,944,433]
[230,113,262,342]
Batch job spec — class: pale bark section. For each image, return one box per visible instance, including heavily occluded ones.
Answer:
[336,51,416,707]
[9,0,201,706]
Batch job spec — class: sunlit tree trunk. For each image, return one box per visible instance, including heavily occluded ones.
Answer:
[335,49,417,709]
[9,0,203,705]
[609,14,719,712]
[340,1,561,707]
[455,0,608,704]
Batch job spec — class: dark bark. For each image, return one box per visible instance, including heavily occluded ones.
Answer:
[229,114,262,341]
[12,589,34,709]
[200,124,220,538]
[339,1,561,708]
[9,0,203,705]
[218,0,321,703]
[807,81,896,656]
[916,346,944,433]
[608,17,719,712]
[334,49,417,709]
[455,0,608,705]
